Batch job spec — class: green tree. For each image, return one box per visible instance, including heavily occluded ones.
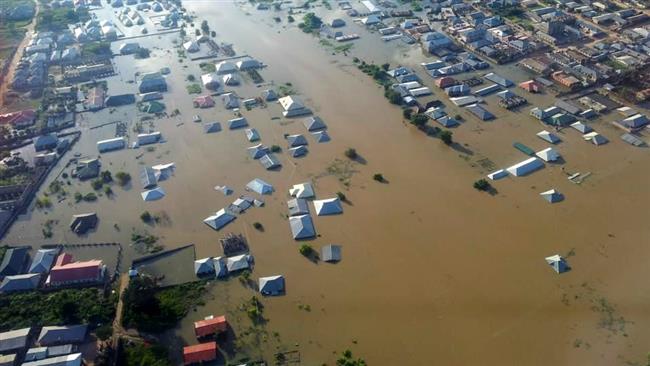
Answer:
[410,114,428,127]
[440,130,453,145]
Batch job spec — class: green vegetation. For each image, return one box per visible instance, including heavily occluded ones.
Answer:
[119,341,171,366]
[253,222,264,231]
[122,276,206,333]
[287,15,295,23]
[101,171,112,183]
[373,173,385,182]
[409,113,428,127]
[240,296,264,324]
[81,41,112,58]
[440,130,453,145]
[270,145,281,153]
[298,12,322,33]
[74,192,83,203]
[37,7,89,31]
[83,192,97,201]
[91,179,104,190]
[473,179,491,191]
[336,191,346,201]
[115,172,131,186]
[299,244,314,257]
[95,324,112,341]
[403,108,413,119]
[186,74,196,82]
[344,148,357,159]
[131,232,161,254]
[186,83,202,94]
[199,62,216,72]
[454,114,464,121]
[35,196,52,209]
[200,20,210,34]
[103,186,113,196]
[337,350,367,366]
[140,211,153,223]
[0,288,116,331]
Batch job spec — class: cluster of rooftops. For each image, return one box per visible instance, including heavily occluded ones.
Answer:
[0,325,87,366]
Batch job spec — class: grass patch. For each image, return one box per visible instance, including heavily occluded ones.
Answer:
[122,276,207,333]
[0,288,117,332]
[186,83,202,94]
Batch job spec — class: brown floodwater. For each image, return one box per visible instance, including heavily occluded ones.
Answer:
[4,1,650,365]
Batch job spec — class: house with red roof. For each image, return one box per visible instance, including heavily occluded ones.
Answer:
[0,110,36,128]
[194,315,227,338]
[519,80,541,93]
[435,77,456,89]
[46,253,105,287]
[193,95,215,109]
[183,342,218,365]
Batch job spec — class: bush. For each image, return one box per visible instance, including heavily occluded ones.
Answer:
[186,84,201,94]
[440,130,453,145]
[95,324,112,341]
[454,114,464,121]
[373,173,384,182]
[473,179,491,191]
[121,341,170,366]
[410,114,428,127]
[270,145,281,153]
[299,12,322,33]
[381,63,390,71]
[83,193,97,202]
[74,192,83,203]
[402,108,413,120]
[384,89,402,105]
[101,170,112,183]
[35,197,52,209]
[141,211,153,223]
[336,191,346,201]
[91,179,103,190]
[186,74,196,82]
[115,172,131,186]
[103,186,113,196]
[299,244,314,257]
[288,15,295,22]
[344,148,357,159]
[253,222,263,231]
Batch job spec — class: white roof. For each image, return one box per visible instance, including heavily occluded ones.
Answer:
[536,130,560,144]
[246,178,273,195]
[289,214,316,239]
[506,157,544,177]
[183,40,199,52]
[540,189,563,203]
[278,95,304,111]
[22,353,82,366]
[289,182,314,199]
[487,169,508,180]
[583,132,608,145]
[203,208,236,230]
[535,147,560,162]
[215,61,237,74]
[313,197,343,216]
[141,187,165,201]
[226,254,250,272]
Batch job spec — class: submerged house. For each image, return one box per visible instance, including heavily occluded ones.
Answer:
[278,96,311,117]
[138,72,167,93]
[313,198,343,216]
[321,244,341,262]
[46,254,105,286]
[246,178,273,195]
[69,213,98,234]
[545,254,569,273]
[258,275,285,296]
[506,157,544,176]
[203,209,236,231]
[540,189,563,203]
[289,214,315,240]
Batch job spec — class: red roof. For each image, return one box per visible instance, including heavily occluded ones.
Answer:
[183,342,218,365]
[49,253,102,284]
[519,80,540,93]
[193,95,215,108]
[194,315,227,337]
[435,77,456,88]
[0,110,36,127]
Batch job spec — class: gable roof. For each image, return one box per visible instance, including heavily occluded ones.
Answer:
[311,130,330,143]
[287,198,309,216]
[69,213,98,234]
[0,247,28,276]
[0,327,30,352]
[288,145,308,157]
[226,254,250,272]
[287,134,308,147]
[247,144,269,159]
[0,273,41,293]
[259,154,281,170]
[228,117,248,130]
[540,189,563,203]
[321,244,341,262]
[203,122,221,134]
[38,325,87,346]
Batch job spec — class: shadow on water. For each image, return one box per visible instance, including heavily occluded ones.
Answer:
[450,142,474,155]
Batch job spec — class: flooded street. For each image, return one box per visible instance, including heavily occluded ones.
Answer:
[4,1,650,364]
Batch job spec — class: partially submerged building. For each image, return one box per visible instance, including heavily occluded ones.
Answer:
[37,325,87,346]
[506,157,544,176]
[46,254,105,287]
[313,198,343,216]
[246,178,273,195]
[258,275,285,296]
[69,213,98,234]
[278,96,311,117]
[203,209,236,231]
[321,245,341,262]
[289,215,316,240]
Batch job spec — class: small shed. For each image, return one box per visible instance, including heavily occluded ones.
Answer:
[321,245,341,262]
